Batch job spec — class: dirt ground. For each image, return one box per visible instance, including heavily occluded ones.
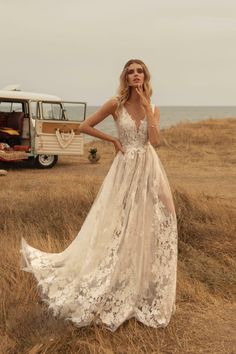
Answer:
[0,117,235,354]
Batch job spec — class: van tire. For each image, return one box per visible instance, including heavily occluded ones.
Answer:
[35,154,58,169]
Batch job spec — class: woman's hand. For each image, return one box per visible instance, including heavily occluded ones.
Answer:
[113,138,125,155]
[135,85,151,111]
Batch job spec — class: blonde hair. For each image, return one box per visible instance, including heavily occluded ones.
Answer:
[115,59,153,115]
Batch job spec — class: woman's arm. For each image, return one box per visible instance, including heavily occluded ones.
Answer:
[79,98,117,143]
[146,105,161,148]
[134,86,161,148]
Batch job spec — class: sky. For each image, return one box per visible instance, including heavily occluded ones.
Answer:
[0,0,235,105]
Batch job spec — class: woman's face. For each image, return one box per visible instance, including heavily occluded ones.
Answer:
[126,62,145,88]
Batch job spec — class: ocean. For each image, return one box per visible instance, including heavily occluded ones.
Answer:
[83,106,236,142]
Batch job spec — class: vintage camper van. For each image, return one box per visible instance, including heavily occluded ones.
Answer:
[0,88,86,168]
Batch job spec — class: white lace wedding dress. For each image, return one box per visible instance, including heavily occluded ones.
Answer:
[20,103,178,332]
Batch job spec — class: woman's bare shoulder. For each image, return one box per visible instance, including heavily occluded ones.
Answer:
[151,103,160,113]
[154,105,160,114]
[100,96,117,110]
[109,96,119,107]
[104,96,119,119]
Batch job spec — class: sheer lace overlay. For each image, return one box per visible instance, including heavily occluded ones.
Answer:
[20,103,178,332]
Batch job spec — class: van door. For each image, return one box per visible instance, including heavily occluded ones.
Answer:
[34,101,86,155]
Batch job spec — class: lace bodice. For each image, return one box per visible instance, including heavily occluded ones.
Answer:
[115,104,155,152]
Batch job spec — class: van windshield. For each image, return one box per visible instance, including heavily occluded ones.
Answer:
[62,102,86,121]
[41,101,86,121]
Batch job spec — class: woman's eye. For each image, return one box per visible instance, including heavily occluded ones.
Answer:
[127,68,143,75]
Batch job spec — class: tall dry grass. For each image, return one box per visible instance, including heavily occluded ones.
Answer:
[0,117,235,354]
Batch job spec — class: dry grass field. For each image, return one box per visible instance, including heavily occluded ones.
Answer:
[0,117,236,354]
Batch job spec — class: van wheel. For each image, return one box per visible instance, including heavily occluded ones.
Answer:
[35,154,58,169]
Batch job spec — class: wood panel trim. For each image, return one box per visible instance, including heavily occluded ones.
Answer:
[42,122,81,135]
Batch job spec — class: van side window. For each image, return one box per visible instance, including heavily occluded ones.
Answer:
[0,101,23,112]
[42,103,63,120]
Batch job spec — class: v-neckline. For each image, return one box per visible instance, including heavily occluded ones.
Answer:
[123,105,146,133]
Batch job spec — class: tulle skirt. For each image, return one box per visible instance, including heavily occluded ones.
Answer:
[20,142,178,332]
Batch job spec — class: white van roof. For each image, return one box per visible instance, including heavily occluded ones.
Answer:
[0,90,62,102]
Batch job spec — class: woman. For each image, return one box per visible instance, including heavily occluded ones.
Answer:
[20,59,178,332]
